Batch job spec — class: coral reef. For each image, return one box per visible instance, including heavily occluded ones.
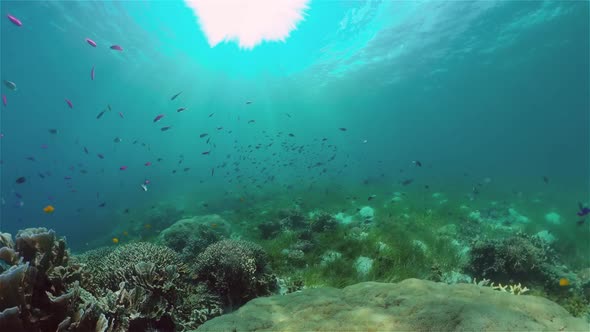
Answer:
[157,215,231,262]
[195,279,588,331]
[194,239,276,310]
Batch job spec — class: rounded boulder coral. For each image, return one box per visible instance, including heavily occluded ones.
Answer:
[194,240,276,309]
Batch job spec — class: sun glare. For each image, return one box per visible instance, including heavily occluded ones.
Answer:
[185,0,310,49]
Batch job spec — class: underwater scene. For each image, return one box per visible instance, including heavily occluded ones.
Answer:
[1,1,589,331]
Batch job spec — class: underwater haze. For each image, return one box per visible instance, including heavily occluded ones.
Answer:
[1,1,589,263]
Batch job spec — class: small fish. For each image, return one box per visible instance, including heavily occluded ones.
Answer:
[145,161,152,166]
[140,184,148,191]
[338,127,347,131]
[577,219,586,226]
[161,126,172,131]
[83,147,89,154]
[216,126,223,130]
[285,113,291,118]
[209,113,215,118]
[98,202,106,207]
[177,107,187,112]
[90,66,95,80]
[65,99,73,108]
[118,112,124,119]
[3,80,17,91]
[2,95,6,106]
[206,137,211,144]
[543,176,549,184]
[170,91,182,100]
[368,194,376,201]
[49,129,58,134]
[7,14,22,27]
[64,176,72,180]
[559,278,570,287]
[211,168,215,176]
[43,205,55,213]
[200,133,208,138]
[288,133,295,137]
[412,160,422,167]
[119,166,128,170]
[85,38,97,47]
[96,110,106,119]
[25,156,35,161]
[16,176,26,184]
[113,137,122,143]
[248,120,255,124]
[110,45,123,51]
[112,237,119,244]
[245,100,253,104]
[577,203,590,217]
[183,167,190,172]
[401,179,414,186]
[202,151,210,155]
[153,114,165,122]
[97,153,104,159]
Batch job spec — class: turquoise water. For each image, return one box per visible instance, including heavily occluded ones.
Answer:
[1,0,588,253]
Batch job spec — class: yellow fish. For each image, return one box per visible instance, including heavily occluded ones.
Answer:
[43,205,55,213]
[559,278,569,287]
[112,237,119,244]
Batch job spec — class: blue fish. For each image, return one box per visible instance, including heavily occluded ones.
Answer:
[577,202,590,217]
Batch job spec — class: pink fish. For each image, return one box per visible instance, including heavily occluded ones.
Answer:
[144,179,150,185]
[0,133,4,139]
[90,66,95,80]
[40,144,48,149]
[153,114,164,123]
[144,162,152,166]
[7,14,22,27]
[2,95,6,106]
[65,99,73,108]
[86,38,97,47]
[118,112,124,119]
[119,166,128,171]
[110,45,123,51]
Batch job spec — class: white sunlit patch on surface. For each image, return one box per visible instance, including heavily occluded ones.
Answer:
[184,0,310,49]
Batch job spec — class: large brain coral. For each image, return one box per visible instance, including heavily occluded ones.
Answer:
[194,239,276,309]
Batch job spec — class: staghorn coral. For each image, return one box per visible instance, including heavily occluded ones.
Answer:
[194,239,277,309]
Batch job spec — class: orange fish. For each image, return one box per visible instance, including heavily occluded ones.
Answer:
[43,205,55,213]
[559,278,569,287]
[112,237,119,244]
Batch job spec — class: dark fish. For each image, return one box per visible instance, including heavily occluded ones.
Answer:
[48,129,58,134]
[157,158,163,162]
[338,128,347,131]
[123,208,130,214]
[543,176,549,184]
[38,172,45,179]
[113,137,122,143]
[412,160,422,167]
[153,114,165,123]
[83,147,89,154]
[202,151,210,155]
[248,120,255,124]
[209,113,215,118]
[368,194,376,201]
[15,192,22,199]
[245,100,253,104]
[172,170,177,174]
[97,153,104,159]
[200,133,208,138]
[98,202,106,207]
[96,110,106,119]
[577,219,586,226]
[288,133,295,137]
[216,127,223,130]
[26,156,35,161]
[161,126,172,131]
[170,91,182,100]
[401,179,414,186]
[206,137,211,144]
[211,168,215,176]
[285,113,291,118]
[177,107,187,112]
[183,168,190,172]
[577,203,590,217]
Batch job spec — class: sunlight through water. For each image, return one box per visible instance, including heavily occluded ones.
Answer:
[185,0,310,49]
